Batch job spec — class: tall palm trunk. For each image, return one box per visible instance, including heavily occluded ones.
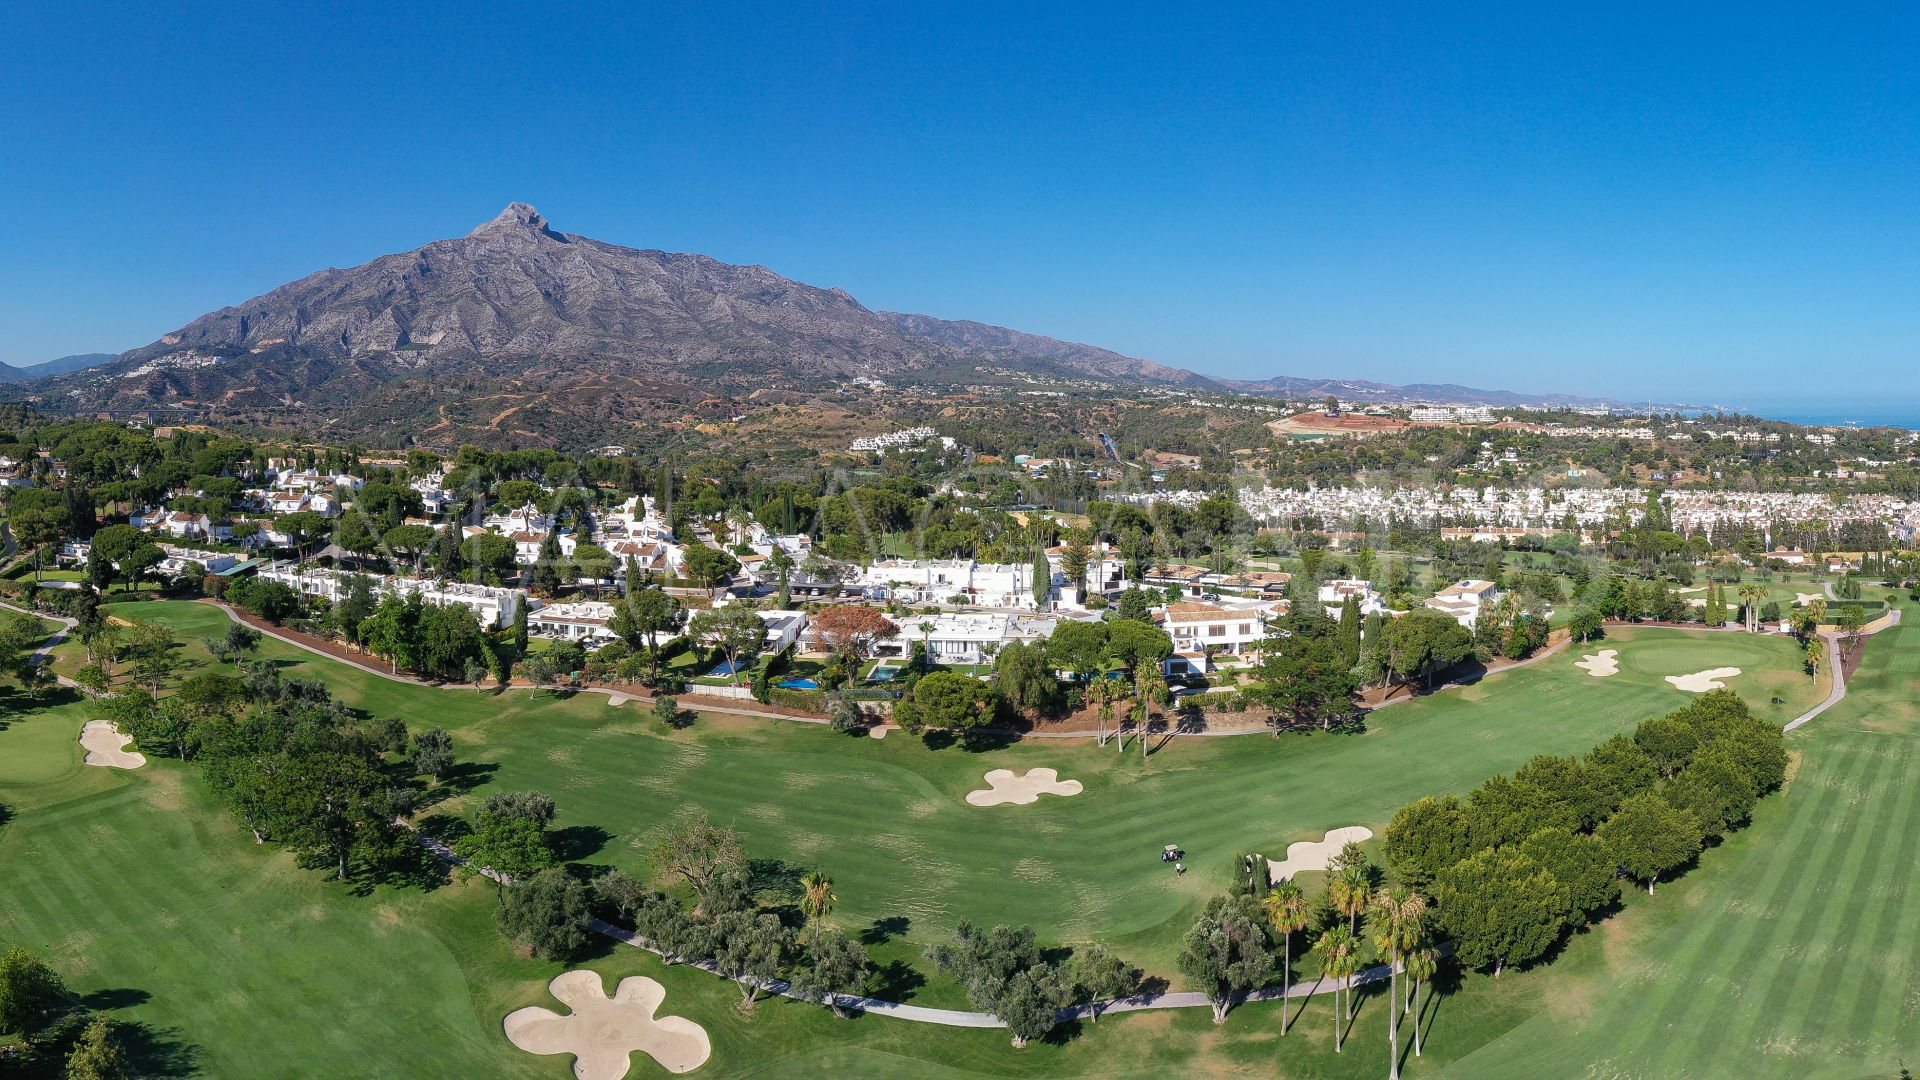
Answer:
[1280,947,1291,1035]
[1413,976,1423,1056]
[1387,962,1400,1080]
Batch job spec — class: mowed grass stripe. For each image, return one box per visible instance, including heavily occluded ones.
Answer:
[1824,732,1920,1060]
[1679,734,1889,1071]
[1796,732,1915,1054]
[1727,735,1886,1067]
[1608,739,1868,1073]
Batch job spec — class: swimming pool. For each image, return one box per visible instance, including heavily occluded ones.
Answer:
[869,666,900,682]
[776,678,819,690]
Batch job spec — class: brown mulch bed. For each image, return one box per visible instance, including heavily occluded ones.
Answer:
[1837,635,1872,682]
[206,599,434,677]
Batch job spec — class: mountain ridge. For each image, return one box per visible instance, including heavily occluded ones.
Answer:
[25,204,1673,445]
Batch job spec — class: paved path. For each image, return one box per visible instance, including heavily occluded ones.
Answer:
[204,601,833,726]
[407,823,1400,1028]
[0,600,78,687]
[1783,607,1899,732]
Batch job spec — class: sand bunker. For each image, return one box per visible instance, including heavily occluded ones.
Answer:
[1667,668,1742,693]
[1675,587,1706,595]
[1267,826,1373,883]
[1797,593,1824,604]
[504,970,711,1078]
[965,767,1082,806]
[80,720,146,769]
[1575,649,1620,677]
[868,724,887,740]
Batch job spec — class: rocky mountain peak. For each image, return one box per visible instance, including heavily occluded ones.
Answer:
[469,202,561,240]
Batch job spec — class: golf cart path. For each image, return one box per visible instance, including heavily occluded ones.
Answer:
[0,600,79,687]
[408,827,1407,1029]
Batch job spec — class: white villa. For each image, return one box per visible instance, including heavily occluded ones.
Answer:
[1425,579,1501,629]
[874,612,1060,666]
[1318,579,1389,619]
[1153,601,1274,657]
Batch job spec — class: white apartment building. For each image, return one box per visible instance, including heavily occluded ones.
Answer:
[852,559,1051,609]
[528,600,618,642]
[258,564,525,628]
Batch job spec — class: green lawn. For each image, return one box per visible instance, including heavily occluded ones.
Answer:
[0,600,1846,1077]
[1432,597,1920,1079]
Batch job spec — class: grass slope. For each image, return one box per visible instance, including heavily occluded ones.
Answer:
[1438,600,1920,1078]
[0,600,1835,1077]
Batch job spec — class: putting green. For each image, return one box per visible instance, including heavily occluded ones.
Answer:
[1609,634,1777,676]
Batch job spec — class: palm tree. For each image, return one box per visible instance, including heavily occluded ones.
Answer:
[799,871,837,926]
[1404,946,1438,1057]
[1313,925,1360,1052]
[1369,887,1428,1080]
[1263,881,1311,1034]
[1087,676,1116,747]
[1736,583,1766,632]
[1807,597,1828,628]
[1134,665,1166,760]
[1331,863,1371,936]
[1804,637,1824,683]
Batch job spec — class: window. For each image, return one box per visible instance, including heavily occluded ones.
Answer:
[1208,625,1225,638]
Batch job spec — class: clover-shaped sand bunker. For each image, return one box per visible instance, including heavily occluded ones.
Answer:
[1667,668,1741,693]
[965,767,1082,807]
[1575,649,1620,677]
[1267,826,1373,883]
[80,720,146,769]
[504,970,711,1078]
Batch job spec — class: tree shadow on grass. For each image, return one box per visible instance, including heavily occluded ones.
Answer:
[867,959,926,1002]
[79,988,150,1010]
[549,824,611,862]
[858,915,909,946]
[747,857,806,898]
[958,728,1019,753]
[118,1020,200,1078]
[415,761,499,811]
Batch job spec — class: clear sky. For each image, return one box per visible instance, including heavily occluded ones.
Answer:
[4,2,1918,404]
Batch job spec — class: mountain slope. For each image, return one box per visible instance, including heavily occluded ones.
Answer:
[0,353,117,382]
[29,203,1656,446]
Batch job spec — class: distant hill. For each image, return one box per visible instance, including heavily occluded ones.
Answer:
[28,203,1665,445]
[0,353,117,382]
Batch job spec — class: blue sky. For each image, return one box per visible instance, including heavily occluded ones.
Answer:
[4,2,1918,404]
